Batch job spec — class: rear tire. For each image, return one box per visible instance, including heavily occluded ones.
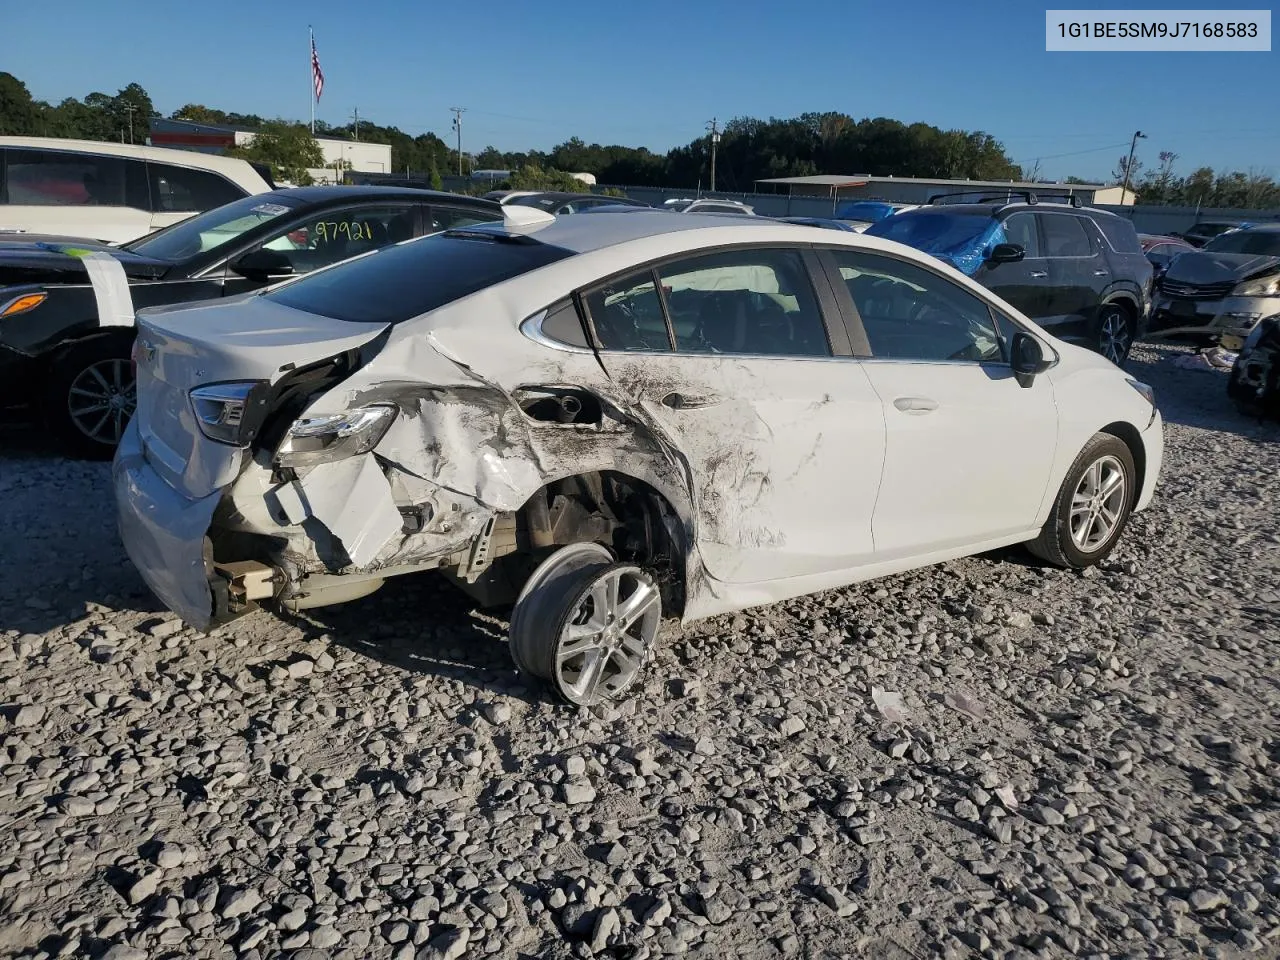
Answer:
[509,543,662,706]
[44,333,137,460]
[1027,433,1136,569]
[1095,302,1135,366]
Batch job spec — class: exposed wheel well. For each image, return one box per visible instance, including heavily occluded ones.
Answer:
[1101,297,1137,323]
[1099,421,1146,498]
[518,471,688,616]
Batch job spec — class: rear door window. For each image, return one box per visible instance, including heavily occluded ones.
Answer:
[148,163,246,213]
[1039,214,1093,257]
[658,248,830,356]
[2,149,131,206]
[250,205,418,274]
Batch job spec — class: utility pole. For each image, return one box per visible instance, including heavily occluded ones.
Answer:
[706,118,720,193]
[123,103,137,145]
[350,107,360,142]
[450,107,466,177]
[1121,130,1146,203]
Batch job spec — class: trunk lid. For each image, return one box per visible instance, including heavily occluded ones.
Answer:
[134,295,390,499]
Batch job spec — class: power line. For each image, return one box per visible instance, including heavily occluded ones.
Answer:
[1012,140,1132,165]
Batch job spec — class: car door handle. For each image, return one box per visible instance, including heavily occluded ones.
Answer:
[1093,269,1109,276]
[659,392,722,410]
[1030,271,1049,279]
[893,396,939,414]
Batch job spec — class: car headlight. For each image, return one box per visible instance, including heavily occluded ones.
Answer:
[274,404,398,469]
[1125,378,1155,408]
[190,381,268,445]
[1232,274,1280,297]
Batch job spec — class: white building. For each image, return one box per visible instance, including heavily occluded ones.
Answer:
[149,117,392,184]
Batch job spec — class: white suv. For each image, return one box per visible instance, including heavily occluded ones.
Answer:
[0,137,274,243]
[664,197,756,216]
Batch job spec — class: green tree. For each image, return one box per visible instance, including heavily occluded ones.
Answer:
[506,164,595,192]
[228,120,324,184]
[171,103,229,124]
[429,157,443,191]
[0,72,40,135]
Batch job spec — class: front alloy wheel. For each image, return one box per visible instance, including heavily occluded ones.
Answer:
[67,358,136,448]
[1027,433,1136,568]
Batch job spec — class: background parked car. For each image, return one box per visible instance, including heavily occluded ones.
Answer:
[866,197,1152,365]
[504,192,648,215]
[1174,219,1253,248]
[0,186,499,456]
[1150,223,1280,348]
[1227,315,1280,419]
[776,216,859,232]
[0,137,274,244]
[1140,234,1195,284]
[833,200,918,232]
[662,198,755,216]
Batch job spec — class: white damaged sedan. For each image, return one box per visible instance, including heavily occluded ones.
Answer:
[115,207,1164,705]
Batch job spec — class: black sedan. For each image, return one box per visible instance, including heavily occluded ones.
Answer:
[0,186,499,456]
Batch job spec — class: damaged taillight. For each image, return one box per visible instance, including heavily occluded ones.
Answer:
[190,381,268,445]
[273,404,397,469]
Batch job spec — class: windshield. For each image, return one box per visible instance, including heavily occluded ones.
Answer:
[866,213,993,254]
[666,201,694,212]
[1202,230,1280,256]
[126,195,301,261]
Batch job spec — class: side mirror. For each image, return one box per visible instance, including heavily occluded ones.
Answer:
[1011,331,1053,387]
[230,248,295,283]
[988,242,1025,264]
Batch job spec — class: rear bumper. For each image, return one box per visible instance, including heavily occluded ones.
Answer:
[1136,409,1164,513]
[113,420,220,631]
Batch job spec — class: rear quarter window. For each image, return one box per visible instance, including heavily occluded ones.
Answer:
[264,232,574,324]
[1091,215,1143,254]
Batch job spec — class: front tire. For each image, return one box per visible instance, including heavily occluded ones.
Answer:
[44,334,137,460]
[1096,303,1134,366]
[1027,433,1136,568]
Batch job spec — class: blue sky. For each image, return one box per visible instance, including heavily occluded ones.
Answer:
[6,0,1276,181]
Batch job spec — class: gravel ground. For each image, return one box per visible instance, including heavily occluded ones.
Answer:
[1,342,1278,960]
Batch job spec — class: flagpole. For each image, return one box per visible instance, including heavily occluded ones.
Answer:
[309,25,315,134]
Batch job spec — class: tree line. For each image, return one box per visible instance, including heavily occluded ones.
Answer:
[3,72,1277,207]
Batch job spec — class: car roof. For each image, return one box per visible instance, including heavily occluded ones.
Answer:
[895,201,1117,220]
[463,208,867,254]
[1236,222,1280,233]
[267,185,499,206]
[0,135,266,180]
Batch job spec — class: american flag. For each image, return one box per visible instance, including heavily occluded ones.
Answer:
[311,35,325,101]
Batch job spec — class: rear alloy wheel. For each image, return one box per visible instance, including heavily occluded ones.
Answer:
[1096,304,1134,366]
[1027,433,1136,568]
[45,335,138,459]
[509,542,662,706]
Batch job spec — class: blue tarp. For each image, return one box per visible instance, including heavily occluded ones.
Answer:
[866,213,1006,276]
